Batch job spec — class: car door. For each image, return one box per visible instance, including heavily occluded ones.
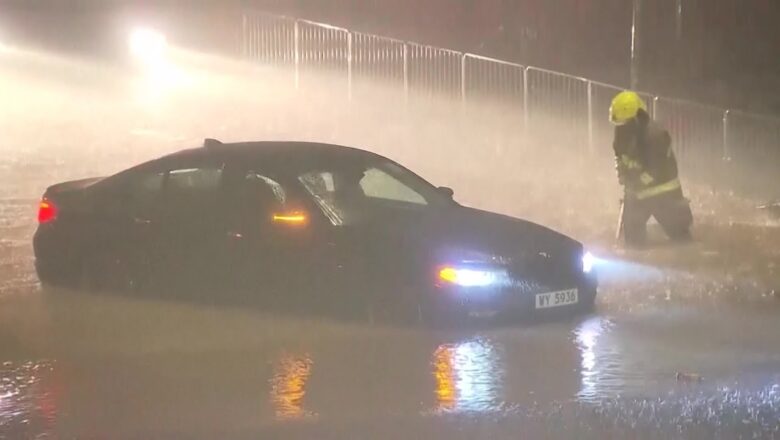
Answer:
[222,168,326,310]
[153,160,229,295]
[87,166,167,291]
[295,166,430,314]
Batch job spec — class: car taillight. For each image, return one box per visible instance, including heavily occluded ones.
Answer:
[38,199,58,223]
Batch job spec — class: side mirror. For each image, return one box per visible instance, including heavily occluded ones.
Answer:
[437,186,454,199]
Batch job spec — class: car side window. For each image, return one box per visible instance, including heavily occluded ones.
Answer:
[163,166,224,217]
[359,167,427,205]
[242,172,287,218]
[112,171,164,217]
[128,172,164,203]
[231,172,306,235]
[298,171,346,226]
[245,173,286,205]
[166,167,223,198]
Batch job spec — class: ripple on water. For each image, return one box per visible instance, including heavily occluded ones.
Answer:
[0,360,59,438]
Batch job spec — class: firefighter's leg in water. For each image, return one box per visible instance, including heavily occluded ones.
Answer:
[651,191,693,241]
[622,197,653,247]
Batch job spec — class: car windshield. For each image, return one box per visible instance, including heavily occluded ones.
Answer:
[297,159,449,225]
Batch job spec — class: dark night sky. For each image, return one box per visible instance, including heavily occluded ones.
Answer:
[1,0,778,113]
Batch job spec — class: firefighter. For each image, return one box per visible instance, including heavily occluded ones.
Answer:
[610,91,693,246]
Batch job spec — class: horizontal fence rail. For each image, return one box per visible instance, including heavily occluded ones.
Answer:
[242,10,780,199]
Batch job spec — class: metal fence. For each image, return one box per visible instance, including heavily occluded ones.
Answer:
[352,32,406,88]
[462,54,524,104]
[242,11,780,199]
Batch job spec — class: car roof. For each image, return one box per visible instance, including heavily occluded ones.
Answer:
[163,140,383,166]
[104,140,405,186]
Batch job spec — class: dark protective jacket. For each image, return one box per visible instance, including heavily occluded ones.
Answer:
[613,111,682,200]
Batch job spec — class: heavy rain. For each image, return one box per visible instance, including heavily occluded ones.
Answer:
[1,1,779,439]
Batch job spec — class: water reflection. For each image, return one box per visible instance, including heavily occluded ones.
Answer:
[0,360,59,434]
[432,338,505,413]
[575,316,616,401]
[268,353,315,420]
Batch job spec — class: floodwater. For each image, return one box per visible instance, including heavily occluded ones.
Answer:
[2,233,780,439]
[2,45,780,439]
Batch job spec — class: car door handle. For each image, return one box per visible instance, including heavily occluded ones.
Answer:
[227,231,244,239]
[134,217,152,225]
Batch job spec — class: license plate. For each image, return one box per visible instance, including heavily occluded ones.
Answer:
[535,289,578,309]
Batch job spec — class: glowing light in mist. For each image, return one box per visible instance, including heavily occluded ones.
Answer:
[128,27,167,65]
[127,27,189,107]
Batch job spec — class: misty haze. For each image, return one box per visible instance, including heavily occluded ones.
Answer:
[1,2,779,439]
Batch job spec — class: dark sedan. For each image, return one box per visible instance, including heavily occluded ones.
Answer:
[34,139,597,323]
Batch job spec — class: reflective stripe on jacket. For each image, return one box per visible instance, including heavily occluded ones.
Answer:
[634,178,681,200]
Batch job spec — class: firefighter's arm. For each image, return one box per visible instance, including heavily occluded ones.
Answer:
[641,128,673,185]
[616,154,645,189]
[614,155,626,185]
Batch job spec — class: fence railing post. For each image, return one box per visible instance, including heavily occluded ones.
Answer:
[723,109,730,160]
[241,13,247,59]
[347,31,353,101]
[294,20,300,90]
[402,43,409,102]
[587,80,594,154]
[461,54,467,105]
[523,67,530,134]
[652,96,658,120]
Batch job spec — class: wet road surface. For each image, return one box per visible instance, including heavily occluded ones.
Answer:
[2,51,780,439]
[2,213,780,439]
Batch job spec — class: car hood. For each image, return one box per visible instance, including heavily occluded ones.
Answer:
[365,205,582,265]
[422,206,581,262]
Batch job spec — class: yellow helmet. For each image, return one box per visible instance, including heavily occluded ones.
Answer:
[609,91,647,125]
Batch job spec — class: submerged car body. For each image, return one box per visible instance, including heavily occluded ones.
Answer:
[34,140,597,322]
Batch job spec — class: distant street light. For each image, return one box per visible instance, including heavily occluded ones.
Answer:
[127,27,177,106]
[128,27,167,65]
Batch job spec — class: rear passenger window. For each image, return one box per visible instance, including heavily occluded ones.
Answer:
[127,172,164,205]
[166,167,223,198]
[118,171,164,215]
[163,166,224,216]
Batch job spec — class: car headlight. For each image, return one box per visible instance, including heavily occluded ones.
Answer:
[438,266,509,287]
[582,251,596,274]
